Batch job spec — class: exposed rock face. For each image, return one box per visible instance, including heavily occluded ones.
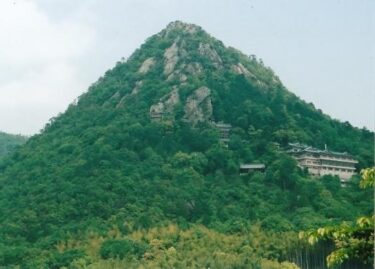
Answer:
[150,87,180,121]
[116,96,126,108]
[166,69,187,82]
[231,63,256,79]
[179,74,188,82]
[149,85,213,126]
[198,43,222,67]
[131,81,143,95]
[115,81,144,108]
[184,86,213,125]
[162,87,180,111]
[138,57,155,74]
[185,62,203,75]
[166,62,203,82]
[164,42,179,75]
[163,21,200,37]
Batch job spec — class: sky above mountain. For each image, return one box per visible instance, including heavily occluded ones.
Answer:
[1,0,374,135]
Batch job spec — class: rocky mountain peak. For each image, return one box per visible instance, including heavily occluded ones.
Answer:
[87,21,284,127]
[163,20,201,35]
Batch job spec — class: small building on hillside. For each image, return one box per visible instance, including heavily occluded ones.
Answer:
[150,111,163,121]
[240,163,266,175]
[287,143,358,182]
[149,103,164,121]
[214,122,232,143]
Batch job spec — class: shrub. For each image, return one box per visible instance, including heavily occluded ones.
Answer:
[100,239,148,260]
[48,249,86,269]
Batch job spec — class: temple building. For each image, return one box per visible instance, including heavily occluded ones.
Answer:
[214,122,232,143]
[287,143,358,181]
[240,164,266,175]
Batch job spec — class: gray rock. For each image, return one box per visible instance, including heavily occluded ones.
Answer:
[166,62,202,82]
[184,86,213,125]
[150,87,180,121]
[116,95,127,108]
[231,63,256,79]
[198,43,222,67]
[163,21,200,37]
[185,62,203,75]
[131,81,143,95]
[115,81,144,108]
[164,42,179,75]
[138,57,155,74]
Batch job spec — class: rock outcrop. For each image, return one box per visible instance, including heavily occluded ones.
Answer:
[231,63,256,79]
[164,42,179,75]
[150,87,180,121]
[131,81,143,95]
[198,43,222,67]
[184,86,213,125]
[163,21,200,37]
[138,57,155,74]
[185,62,203,75]
[166,62,203,82]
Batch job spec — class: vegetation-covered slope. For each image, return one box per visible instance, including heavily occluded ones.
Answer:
[0,131,27,159]
[0,21,373,268]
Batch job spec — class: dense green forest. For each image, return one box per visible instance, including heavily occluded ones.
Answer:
[0,21,373,268]
[0,131,27,159]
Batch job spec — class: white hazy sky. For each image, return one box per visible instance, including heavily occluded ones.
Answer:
[1,0,374,135]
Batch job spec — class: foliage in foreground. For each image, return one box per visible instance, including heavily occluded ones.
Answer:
[300,168,374,267]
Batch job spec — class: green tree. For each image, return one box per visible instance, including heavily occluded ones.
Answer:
[300,167,374,267]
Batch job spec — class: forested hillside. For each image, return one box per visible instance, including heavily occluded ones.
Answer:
[0,21,372,268]
[0,131,27,159]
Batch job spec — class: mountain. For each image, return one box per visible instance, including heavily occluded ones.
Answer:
[0,131,27,159]
[0,21,373,268]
